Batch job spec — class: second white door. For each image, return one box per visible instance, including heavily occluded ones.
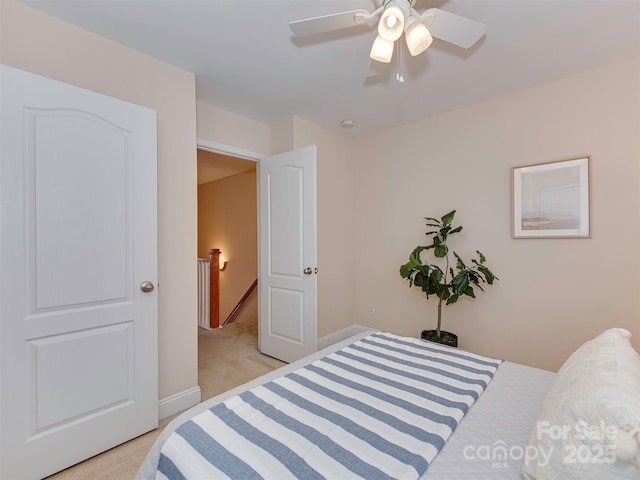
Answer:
[258,146,317,363]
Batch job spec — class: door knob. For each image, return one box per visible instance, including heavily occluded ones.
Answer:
[303,267,313,275]
[140,281,155,293]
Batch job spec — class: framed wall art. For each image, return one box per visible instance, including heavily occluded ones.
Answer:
[512,157,590,238]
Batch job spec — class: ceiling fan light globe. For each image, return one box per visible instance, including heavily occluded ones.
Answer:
[385,15,397,29]
[378,5,404,41]
[370,35,394,63]
[405,19,433,56]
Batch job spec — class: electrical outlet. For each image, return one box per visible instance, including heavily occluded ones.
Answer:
[368,304,375,316]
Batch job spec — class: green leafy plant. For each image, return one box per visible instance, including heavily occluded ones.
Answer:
[399,210,498,341]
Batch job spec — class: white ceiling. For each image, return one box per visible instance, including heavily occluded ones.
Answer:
[21,0,640,137]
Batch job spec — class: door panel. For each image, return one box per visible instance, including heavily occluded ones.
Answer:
[259,146,317,363]
[0,65,158,480]
[269,287,304,341]
[30,322,133,431]
[268,166,303,277]
[31,110,131,309]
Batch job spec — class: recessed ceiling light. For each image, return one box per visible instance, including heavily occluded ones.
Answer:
[340,120,355,129]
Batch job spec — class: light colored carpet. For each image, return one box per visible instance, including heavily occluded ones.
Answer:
[45,317,285,480]
[198,316,285,401]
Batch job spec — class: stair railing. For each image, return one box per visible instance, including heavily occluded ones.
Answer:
[223,278,258,326]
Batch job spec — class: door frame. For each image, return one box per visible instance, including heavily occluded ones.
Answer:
[196,137,263,336]
[197,138,265,163]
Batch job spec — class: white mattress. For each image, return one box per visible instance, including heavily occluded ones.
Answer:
[136,332,554,480]
[425,360,554,479]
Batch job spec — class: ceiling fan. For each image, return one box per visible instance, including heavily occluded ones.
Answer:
[290,0,487,64]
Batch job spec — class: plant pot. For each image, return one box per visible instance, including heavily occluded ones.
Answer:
[421,329,458,348]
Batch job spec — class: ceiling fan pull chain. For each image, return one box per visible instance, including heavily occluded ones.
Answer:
[396,37,405,83]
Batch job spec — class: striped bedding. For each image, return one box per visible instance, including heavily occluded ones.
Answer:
[156,332,503,480]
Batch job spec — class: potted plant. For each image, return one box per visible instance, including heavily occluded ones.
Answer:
[399,210,498,347]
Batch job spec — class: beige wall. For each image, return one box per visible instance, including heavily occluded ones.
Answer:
[0,1,198,399]
[198,171,258,324]
[292,117,358,337]
[197,101,270,156]
[24,0,630,378]
[353,57,640,371]
[11,0,637,403]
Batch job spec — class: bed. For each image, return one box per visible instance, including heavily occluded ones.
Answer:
[136,328,640,480]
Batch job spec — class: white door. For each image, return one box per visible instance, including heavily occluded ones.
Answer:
[258,146,317,363]
[0,65,158,480]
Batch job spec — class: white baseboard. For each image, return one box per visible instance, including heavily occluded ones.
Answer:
[317,324,373,350]
[158,386,202,420]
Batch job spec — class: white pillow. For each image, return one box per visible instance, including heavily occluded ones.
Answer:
[522,328,640,480]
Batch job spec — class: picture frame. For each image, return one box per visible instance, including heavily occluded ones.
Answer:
[512,157,590,238]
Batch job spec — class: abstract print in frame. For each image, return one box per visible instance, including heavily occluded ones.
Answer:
[512,157,590,238]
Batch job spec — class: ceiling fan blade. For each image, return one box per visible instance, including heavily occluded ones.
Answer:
[290,9,370,36]
[422,8,487,49]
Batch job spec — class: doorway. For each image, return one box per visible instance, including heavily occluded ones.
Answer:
[196,145,277,401]
[197,148,258,328]
[196,139,318,374]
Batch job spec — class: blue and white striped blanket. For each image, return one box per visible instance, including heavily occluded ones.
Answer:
[156,332,503,480]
